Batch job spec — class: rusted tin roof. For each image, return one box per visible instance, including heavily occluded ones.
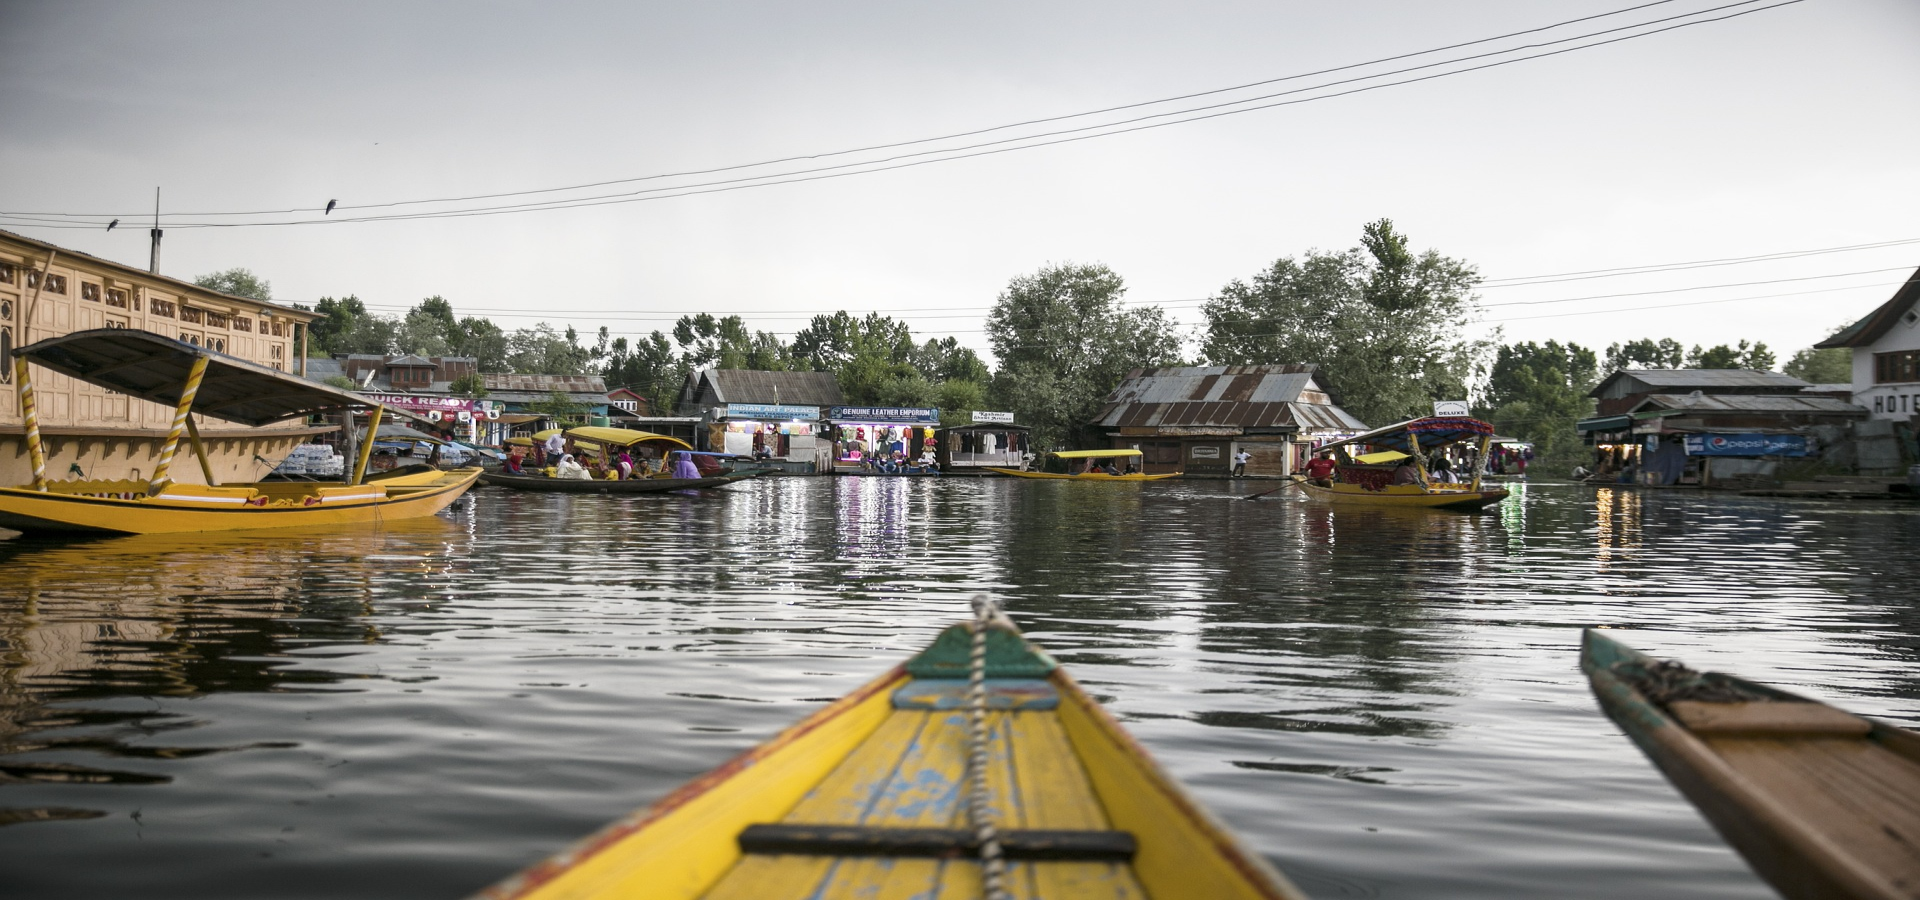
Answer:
[484,373,608,393]
[1091,365,1367,431]
[1632,393,1867,415]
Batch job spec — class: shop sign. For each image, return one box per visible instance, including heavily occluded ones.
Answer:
[971,410,1015,424]
[367,393,500,417]
[1682,433,1809,457]
[830,406,940,424]
[1432,400,1470,417]
[1190,446,1222,459]
[726,403,820,420]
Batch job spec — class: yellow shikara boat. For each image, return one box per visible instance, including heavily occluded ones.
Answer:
[1583,630,1920,900]
[478,604,1304,900]
[1297,416,1508,510]
[0,328,480,535]
[986,449,1179,481]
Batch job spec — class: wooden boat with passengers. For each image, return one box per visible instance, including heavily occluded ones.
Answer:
[477,599,1304,900]
[1297,416,1507,509]
[484,426,773,493]
[0,329,480,535]
[986,449,1179,481]
[1582,629,1920,900]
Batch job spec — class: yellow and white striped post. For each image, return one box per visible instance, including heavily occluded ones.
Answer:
[1469,434,1491,492]
[149,355,210,495]
[15,356,47,491]
[350,404,385,486]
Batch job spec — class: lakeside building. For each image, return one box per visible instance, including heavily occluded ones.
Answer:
[1090,365,1367,476]
[935,413,1031,473]
[1815,267,1920,422]
[1576,368,1869,485]
[0,230,321,485]
[677,368,843,472]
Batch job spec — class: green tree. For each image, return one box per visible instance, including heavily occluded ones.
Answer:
[527,390,587,420]
[1480,340,1598,463]
[448,372,488,397]
[1783,347,1850,383]
[303,295,398,356]
[911,336,990,384]
[603,331,681,411]
[1201,219,1482,426]
[935,379,986,425]
[321,374,358,391]
[1604,338,1685,371]
[193,268,273,301]
[987,262,1183,448]
[1686,339,1773,370]
[506,323,599,375]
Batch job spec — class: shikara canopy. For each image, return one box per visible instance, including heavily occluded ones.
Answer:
[1052,448,1143,459]
[376,423,445,444]
[16,328,376,426]
[1318,416,1497,456]
[565,426,692,449]
[1353,449,1410,465]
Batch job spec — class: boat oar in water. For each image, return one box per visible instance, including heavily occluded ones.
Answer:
[1241,478,1306,501]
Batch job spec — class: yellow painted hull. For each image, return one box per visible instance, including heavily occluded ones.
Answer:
[1297,479,1507,510]
[985,468,1181,481]
[478,628,1303,900]
[0,468,481,535]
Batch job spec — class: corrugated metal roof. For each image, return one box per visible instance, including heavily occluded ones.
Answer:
[1634,393,1867,414]
[484,373,608,393]
[1616,369,1807,388]
[1091,365,1365,431]
[698,369,844,406]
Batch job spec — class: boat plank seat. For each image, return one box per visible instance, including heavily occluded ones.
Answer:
[701,706,1147,899]
[1705,734,1920,893]
[1669,701,1873,737]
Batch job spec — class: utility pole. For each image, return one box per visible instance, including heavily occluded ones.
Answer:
[148,187,162,274]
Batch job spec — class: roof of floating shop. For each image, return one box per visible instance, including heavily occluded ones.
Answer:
[1589,368,1811,398]
[681,368,844,409]
[1815,267,1920,349]
[1629,393,1868,415]
[1090,365,1368,432]
[16,328,378,426]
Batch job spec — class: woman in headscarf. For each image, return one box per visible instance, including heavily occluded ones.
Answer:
[614,449,636,480]
[555,453,591,480]
[671,451,701,479]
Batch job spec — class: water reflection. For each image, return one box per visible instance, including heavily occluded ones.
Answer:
[0,479,1913,900]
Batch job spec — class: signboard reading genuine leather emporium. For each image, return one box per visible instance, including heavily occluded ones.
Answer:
[829,406,940,424]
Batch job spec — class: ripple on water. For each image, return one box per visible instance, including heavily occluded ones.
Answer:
[0,479,1916,899]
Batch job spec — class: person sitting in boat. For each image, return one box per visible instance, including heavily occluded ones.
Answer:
[1094,460,1120,476]
[503,451,526,475]
[1390,459,1424,487]
[1303,451,1337,486]
[1429,454,1453,483]
[555,453,592,480]
[671,451,701,479]
[915,449,940,474]
[613,449,636,480]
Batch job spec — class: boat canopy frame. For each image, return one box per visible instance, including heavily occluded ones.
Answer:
[13,328,389,491]
[1051,448,1143,459]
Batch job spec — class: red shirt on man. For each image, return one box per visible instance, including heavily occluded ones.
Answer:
[1304,456,1336,480]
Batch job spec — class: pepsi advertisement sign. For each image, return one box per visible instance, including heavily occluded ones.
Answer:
[1682,433,1809,457]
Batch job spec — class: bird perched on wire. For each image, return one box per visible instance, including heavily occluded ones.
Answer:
[107,218,119,231]
[325,199,337,215]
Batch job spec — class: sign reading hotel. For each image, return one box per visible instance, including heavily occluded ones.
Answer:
[829,406,940,424]
[367,393,498,415]
[1432,400,1470,417]
[971,410,1016,424]
[726,403,820,420]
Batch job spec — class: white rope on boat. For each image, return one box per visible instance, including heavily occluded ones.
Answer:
[967,593,1010,900]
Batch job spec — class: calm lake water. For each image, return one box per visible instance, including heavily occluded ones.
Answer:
[1,478,1916,899]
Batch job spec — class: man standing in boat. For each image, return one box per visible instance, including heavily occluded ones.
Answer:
[1304,451,1337,487]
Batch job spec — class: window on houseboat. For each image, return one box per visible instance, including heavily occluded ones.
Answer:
[1874,350,1920,384]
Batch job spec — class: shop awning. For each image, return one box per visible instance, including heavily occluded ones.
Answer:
[1577,415,1632,432]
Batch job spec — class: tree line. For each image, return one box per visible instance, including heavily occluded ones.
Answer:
[193,218,1850,454]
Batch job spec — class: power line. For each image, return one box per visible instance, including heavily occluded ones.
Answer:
[0,0,1802,230]
[1479,237,1920,287]
[1481,279,1912,323]
[1480,265,1914,308]
[3,2,1697,220]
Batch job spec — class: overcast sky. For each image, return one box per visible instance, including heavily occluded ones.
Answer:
[3,0,1916,368]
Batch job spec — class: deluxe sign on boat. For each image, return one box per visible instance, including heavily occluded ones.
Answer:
[0,329,482,535]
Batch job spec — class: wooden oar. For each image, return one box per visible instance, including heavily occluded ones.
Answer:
[1241,478,1305,500]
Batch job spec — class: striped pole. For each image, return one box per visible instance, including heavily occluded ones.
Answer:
[16,357,47,491]
[149,355,209,495]
[350,404,384,486]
